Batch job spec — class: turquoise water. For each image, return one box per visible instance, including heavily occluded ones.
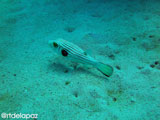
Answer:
[0,0,160,120]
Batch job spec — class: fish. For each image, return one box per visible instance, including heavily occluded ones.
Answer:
[48,38,113,77]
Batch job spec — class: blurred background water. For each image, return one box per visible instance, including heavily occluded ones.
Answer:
[0,0,160,120]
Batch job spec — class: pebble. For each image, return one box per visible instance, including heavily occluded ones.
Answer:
[73,91,78,98]
[149,35,154,38]
[132,37,136,41]
[113,97,117,102]
[13,74,16,76]
[116,65,121,70]
[65,81,70,85]
[137,66,144,70]
[108,54,115,60]
[149,61,160,69]
[64,26,75,33]
[154,61,159,65]
[64,69,69,73]
[150,64,155,68]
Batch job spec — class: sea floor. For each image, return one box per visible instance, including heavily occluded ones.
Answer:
[0,0,160,120]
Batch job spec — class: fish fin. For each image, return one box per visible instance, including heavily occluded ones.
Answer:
[96,62,113,77]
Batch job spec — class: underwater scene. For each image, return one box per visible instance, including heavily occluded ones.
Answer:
[0,0,160,120]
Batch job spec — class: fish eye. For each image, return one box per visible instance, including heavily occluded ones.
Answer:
[61,49,68,57]
[53,42,58,48]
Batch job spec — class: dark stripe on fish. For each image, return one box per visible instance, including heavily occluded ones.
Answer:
[60,42,95,65]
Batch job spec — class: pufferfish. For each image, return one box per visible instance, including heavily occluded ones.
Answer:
[48,38,113,77]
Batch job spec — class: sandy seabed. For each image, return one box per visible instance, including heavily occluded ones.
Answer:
[0,0,160,120]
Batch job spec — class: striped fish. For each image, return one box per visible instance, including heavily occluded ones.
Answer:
[48,38,113,77]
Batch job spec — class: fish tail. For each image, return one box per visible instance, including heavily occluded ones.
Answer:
[96,62,113,77]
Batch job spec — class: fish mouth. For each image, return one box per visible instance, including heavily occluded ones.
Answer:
[48,40,54,47]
